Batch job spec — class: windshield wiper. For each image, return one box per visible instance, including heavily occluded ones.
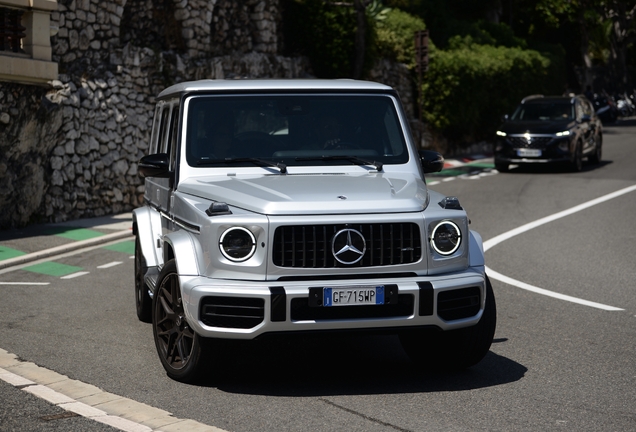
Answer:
[295,155,383,171]
[196,157,287,173]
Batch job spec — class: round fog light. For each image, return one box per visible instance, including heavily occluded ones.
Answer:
[220,227,256,262]
[430,221,462,255]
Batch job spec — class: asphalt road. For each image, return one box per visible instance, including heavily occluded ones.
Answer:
[0,120,634,431]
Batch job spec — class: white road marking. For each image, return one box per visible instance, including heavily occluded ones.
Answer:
[485,266,623,311]
[97,261,123,269]
[484,184,636,310]
[0,282,50,285]
[60,271,90,279]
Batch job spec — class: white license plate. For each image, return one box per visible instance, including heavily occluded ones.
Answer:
[323,286,385,307]
[517,148,542,157]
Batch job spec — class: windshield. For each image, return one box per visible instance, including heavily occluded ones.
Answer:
[511,101,574,121]
[185,94,409,168]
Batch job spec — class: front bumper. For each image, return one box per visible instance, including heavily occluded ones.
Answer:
[495,135,572,165]
[180,268,487,339]
[495,156,572,164]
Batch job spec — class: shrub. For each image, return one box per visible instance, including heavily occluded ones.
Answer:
[422,39,554,143]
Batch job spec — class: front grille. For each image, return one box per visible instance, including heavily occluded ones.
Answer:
[437,287,480,321]
[273,223,422,268]
[290,294,414,320]
[508,136,553,149]
[200,296,265,329]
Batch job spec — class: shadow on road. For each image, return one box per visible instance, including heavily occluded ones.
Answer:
[198,333,527,396]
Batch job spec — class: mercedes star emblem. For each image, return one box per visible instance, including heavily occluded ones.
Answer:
[332,228,366,265]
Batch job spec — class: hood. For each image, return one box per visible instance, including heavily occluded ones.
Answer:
[499,119,575,135]
[178,172,428,215]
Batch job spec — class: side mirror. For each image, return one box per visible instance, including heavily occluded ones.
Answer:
[139,153,170,178]
[419,150,444,174]
[580,114,591,123]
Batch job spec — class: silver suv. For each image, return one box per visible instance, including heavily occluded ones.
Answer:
[133,79,496,382]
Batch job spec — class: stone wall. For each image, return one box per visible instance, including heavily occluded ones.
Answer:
[0,0,414,229]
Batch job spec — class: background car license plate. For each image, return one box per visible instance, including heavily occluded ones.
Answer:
[324,286,384,307]
[517,148,542,157]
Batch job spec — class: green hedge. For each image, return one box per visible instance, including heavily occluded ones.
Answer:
[422,38,555,142]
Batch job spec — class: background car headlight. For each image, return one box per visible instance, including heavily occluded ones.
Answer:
[219,227,256,262]
[430,221,462,255]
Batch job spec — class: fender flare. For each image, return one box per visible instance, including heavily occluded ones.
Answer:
[132,207,161,268]
[163,230,201,277]
[468,230,485,268]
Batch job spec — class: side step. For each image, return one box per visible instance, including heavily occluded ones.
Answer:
[144,266,160,297]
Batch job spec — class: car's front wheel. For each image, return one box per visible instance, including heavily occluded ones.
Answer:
[152,259,213,382]
[588,134,602,165]
[399,275,497,370]
[570,141,583,172]
[495,162,509,172]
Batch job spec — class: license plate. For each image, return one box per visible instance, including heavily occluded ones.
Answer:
[323,286,384,307]
[517,148,542,157]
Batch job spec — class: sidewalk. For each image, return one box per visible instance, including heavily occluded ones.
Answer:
[0,213,133,270]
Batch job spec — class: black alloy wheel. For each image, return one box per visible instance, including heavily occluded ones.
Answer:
[495,162,509,172]
[570,141,583,172]
[152,259,209,382]
[588,134,602,165]
[134,235,152,323]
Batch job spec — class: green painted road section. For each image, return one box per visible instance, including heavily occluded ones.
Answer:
[0,238,133,278]
[103,240,135,255]
[0,246,26,261]
[48,227,105,241]
[22,262,83,277]
[431,162,495,178]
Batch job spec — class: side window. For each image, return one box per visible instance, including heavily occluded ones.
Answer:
[168,103,180,170]
[158,104,172,154]
[149,104,163,154]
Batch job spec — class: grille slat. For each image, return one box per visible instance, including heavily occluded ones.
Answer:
[273,223,422,268]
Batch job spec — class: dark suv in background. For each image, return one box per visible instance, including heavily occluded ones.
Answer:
[494,95,603,172]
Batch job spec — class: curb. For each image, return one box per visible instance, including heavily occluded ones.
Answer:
[0,229,134,271]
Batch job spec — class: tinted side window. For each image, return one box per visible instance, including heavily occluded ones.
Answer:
[149,104,163,154]
[168,104,180,170]
[157,105,171,154]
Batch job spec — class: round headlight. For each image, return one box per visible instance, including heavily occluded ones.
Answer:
[219,227,256,262]
[430,221,462,255]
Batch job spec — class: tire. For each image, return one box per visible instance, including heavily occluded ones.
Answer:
[570,141,583,172]
[152,260,212,382]
[134,235,152,323]
[588,134,602,165]
[495,162,509,172]
[399,275,497,370]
